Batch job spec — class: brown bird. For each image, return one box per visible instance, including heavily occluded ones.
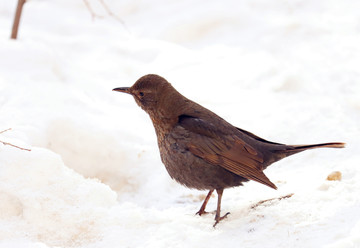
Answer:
[113,74,345,226]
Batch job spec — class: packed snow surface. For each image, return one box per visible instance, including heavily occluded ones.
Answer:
[0,0,359,247]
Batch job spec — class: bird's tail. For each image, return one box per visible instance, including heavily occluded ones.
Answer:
[260,142,345,170]
[280,142,345,156]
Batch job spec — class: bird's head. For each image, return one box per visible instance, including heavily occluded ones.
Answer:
[113,74,187,119]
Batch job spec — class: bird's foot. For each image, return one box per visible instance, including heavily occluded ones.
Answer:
[196,189,214,217]
[213,212,230,227]
[196,210,210,216]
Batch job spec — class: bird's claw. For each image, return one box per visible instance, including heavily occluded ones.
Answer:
[196,210,210,216]
[213,212,230,227]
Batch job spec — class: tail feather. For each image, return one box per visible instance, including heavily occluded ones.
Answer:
[281,142,345,156]
[290,142,345,150]
[265,142,345,169]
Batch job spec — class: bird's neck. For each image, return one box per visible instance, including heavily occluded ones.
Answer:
[150,115,177,139]
[148,93,193,143]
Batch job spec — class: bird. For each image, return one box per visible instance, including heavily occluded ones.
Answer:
[113,74,345,226]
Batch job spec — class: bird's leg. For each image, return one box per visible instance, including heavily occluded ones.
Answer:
[196,189,214,216]
[213,188,230,227]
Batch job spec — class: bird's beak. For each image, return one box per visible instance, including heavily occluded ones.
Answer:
[113,87,131,94]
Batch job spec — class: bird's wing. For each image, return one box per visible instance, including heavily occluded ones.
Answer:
[178,115,277,189]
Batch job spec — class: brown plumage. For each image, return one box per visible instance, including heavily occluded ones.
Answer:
[113,74,345,226]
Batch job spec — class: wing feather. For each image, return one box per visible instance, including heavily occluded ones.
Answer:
[180,115,277,189]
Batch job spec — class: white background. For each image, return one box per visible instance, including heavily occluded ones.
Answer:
[0,0,359,247]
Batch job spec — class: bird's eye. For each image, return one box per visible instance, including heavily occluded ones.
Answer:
[139,92,144,97]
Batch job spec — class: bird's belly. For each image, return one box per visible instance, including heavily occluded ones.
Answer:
[159,140,248,190]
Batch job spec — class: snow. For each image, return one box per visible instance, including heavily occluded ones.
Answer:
[0,0,359,247]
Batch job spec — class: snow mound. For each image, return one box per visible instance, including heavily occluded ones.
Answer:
[0,146,117,247]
